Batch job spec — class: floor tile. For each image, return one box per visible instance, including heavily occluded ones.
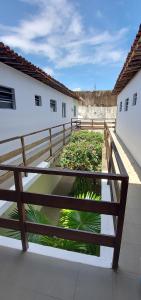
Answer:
[119,242,141,275]
[0,282,60,300]
[122,222,141,245]
[74,265,113,300]
[113,270,141,300]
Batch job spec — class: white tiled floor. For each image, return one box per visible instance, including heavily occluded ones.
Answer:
[0,246,141,300]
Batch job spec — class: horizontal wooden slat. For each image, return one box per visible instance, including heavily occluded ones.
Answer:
[80,126,104,130]
[26,145,51,165]
[51,122,70,129]
[112,142,128,177]
[0,147,22,163]
[26,222,116,247]
[0,164,126,180]
[25,136,50,152]
[0,136,20,145]
[0,189,17,201]
[80,122,105,125]
[22,192,120,216]
[52,139,63,148]
[0,218,20,230]
[51,130,63,139]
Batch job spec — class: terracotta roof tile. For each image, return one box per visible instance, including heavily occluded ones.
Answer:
[113,24,141,95]
[0,42,80,101]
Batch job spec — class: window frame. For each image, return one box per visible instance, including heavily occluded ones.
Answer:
[124,98,129,111]
[50,99,57,112]
[119,101,122,112]
[35,95,42,107]
[132,93,137,106]
[74,105,77,117]
[0,85,16,109]
[62,102,66,118]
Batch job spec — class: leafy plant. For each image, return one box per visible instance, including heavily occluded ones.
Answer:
[70,130,103,144]
[58,131,103,172]
[8,195,101,256]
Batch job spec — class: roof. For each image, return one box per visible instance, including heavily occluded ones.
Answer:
[113,24,141,95]
[0,42,79,101]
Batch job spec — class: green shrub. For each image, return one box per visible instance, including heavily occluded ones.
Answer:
[70,130,103,144]
[58,131,103,172]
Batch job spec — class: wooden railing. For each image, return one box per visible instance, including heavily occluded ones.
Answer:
[71,118,115,130]
[0,121,75,183]
[0,119,115,184]
[0,119,129,270]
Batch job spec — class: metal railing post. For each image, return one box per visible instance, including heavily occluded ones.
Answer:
[14,170,28,251]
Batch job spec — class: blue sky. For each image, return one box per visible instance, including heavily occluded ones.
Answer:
[0,0,140,91]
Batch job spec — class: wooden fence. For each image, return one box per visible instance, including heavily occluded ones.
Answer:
[0,119,129,270]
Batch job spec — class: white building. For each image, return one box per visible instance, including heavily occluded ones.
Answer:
[113,25,141,167]
[0,42,79,141]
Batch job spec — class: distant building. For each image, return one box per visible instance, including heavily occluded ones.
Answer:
[113,25,141,167]
[0,42,79,141]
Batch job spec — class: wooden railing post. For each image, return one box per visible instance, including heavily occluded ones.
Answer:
[49,128,52,156]
[63,124,65,145]
[112,177,129,270]
[107,140,112,185]
[21,136,27,177]
[14,170,28,251]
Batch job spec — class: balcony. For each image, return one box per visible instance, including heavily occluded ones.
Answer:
[0,119,141,299]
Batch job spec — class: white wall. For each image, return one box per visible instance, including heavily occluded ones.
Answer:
[116,69,141,167]
[0,63,78,137]
[78,105,116,119]
[0,62,78,154]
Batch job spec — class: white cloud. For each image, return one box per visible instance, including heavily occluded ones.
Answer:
[43,66,54,76]
[0,0,128,69]
[73,87,81,91]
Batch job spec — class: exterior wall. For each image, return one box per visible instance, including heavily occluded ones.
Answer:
[116,69,141,167]
[0,62,78,139]
[78,105,116,119]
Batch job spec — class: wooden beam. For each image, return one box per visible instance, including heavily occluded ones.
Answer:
[14,170,29,251]
[26,222,116,247]
[22,192,120,216]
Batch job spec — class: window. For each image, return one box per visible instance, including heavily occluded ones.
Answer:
[62,102,66,118]
[35,95,42,106]
[50,99,57,112]
[124,98,129,111]
[0,85,16,109]
[74,105,77,117]
[119,101,122,112]
[133,93,137,106]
